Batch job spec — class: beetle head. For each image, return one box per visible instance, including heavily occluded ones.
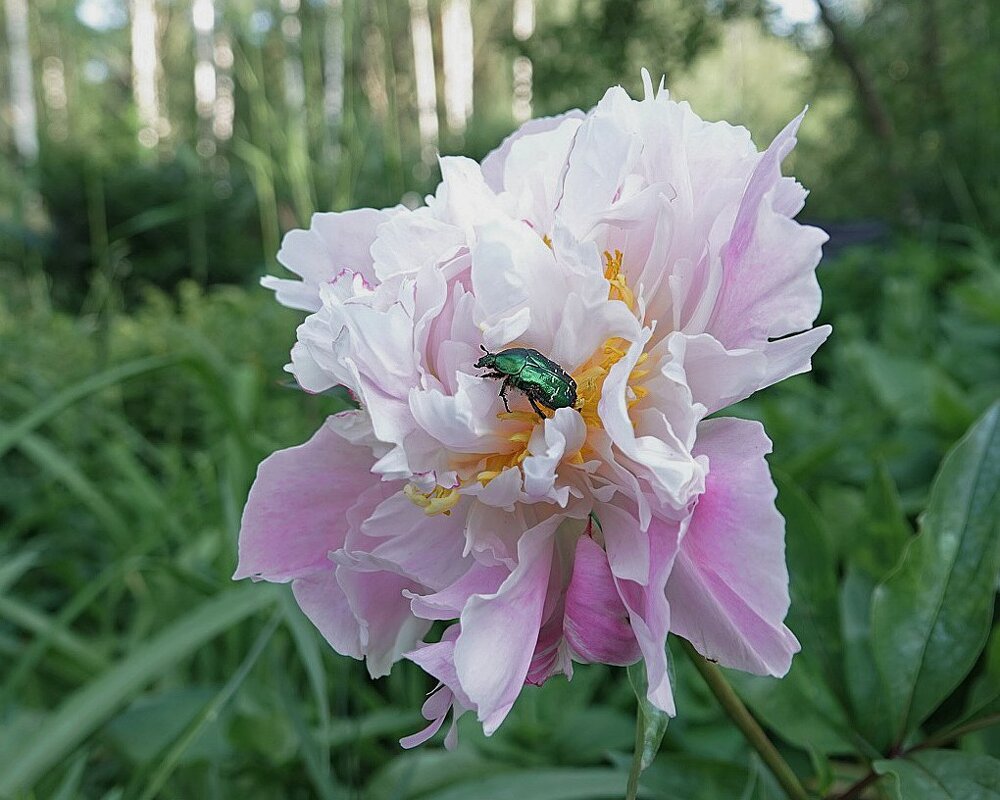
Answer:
[474,344,495,369]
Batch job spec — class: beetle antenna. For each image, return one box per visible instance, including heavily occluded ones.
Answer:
[480,344,488,353]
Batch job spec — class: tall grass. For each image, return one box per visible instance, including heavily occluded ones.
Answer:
[1,231,997,796]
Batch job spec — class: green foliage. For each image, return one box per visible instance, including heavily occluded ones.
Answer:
[871,404,1000,742]
[797,0,1000,231]
[875,750,1000,799]
[626,659,671,793]
[2,4,1000,793]
[1,235,998,797]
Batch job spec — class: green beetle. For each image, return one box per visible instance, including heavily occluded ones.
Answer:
[475,345,578,420]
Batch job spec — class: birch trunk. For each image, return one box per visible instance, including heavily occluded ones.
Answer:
[409,0,438,155]
[512,0,534,123]
[5,0,39,161]
[441,0,473,134]
[130,0,161,147]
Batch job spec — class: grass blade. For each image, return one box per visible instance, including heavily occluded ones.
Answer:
[0,355,180,460]
[0,584,277,794]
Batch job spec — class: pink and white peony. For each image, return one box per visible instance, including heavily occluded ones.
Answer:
[235,70,830,745]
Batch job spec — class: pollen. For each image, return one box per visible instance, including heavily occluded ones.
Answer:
[573,252,649,429]
[604,249,636,311]
[573,339,630,428]
[404,483,462,516]
[476,421,533,484]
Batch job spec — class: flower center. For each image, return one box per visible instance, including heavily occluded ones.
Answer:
[572,251,648,429]
[572,341,649,429]
[475,413,535,483]
[407,249,649,507]
[603,249,636,312]
[403,483,461,516]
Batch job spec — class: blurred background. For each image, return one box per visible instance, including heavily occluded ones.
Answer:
[1,0,998,798]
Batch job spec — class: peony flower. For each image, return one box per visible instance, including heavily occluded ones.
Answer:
[235,69,830,746]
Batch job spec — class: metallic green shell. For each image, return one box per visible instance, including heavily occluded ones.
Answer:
[483,347,578,410]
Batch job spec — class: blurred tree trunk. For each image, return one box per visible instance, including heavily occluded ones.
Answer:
[130,0,162,148]
[441,0,473,134]
[815,0,919,224]
[324,0,345,163]
[512,0,534,122]
[192,0,216,145]
[815,0,893,141]
[409,0,439,157]
[5,0,39,162]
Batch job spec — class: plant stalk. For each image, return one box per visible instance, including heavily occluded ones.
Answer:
[680,640,811,800]
[625,704,645,800]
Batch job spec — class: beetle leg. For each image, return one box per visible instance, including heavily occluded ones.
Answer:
[481,370,506,380]
[527,394,546,420]
[499,378,512,413]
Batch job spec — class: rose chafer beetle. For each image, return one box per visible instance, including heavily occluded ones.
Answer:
[475,345,578,420]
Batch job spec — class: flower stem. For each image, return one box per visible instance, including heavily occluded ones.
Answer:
[625,704,645,800]
[680,639,812,800]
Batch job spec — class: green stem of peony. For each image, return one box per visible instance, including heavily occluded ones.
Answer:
[625,704,646,800]
[680,640,812,800]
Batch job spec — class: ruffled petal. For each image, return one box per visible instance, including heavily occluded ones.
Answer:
[264,207,397,311]
[564,534,641,665]
[615,510,681,715]
[290,571,363,660]
[708,111,828,349]
[666,417,800,676]
[454,515,562,734]
[233,412,379,582]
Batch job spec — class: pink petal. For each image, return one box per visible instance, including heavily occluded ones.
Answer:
[708,111,828,349]
[526,606,572,685]
[347,491,470,590]
[233,412,378,582]
[264,207,397,311]
[290,571,363,660]
[666,417,799,676]
[407,561,509,621]
[336,566,430,678]
[598,501,649,584]
[615,512,681,715]
[454,515,561,734]
[564,534,641,666]
[480,110,586,192]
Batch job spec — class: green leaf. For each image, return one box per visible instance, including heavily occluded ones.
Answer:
[773,471,845,704]
[727,657,857,756]
[0,584,277,795]
[860,460,913,578]
[871,401,1000,741]
[0,355,179,460]
[637,755,756,799]
[132,613,283,800]
[875,750,1000,799]
[627,659,670,772]
[420,769,636,800]
[839,568,895,752]
[959,628,1000,731]
[364,750,513,800]
[549,707,636,764]
[105,688,229,765]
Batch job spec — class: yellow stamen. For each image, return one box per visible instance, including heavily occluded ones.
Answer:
[475,426,533,486]
[604,249,636,311]
[571,251,652,430]
[542,234,553,249]
[497,410,540,424]
[403,483,461,516]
